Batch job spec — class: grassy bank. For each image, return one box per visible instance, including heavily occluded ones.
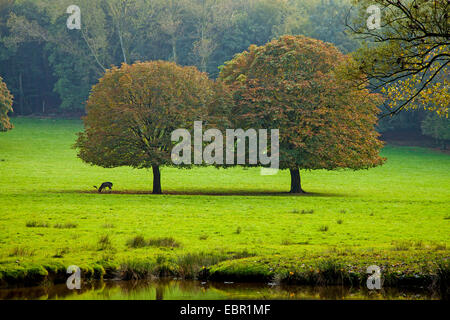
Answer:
[0,118,449,291]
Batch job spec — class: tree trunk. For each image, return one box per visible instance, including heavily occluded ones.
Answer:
[152,165,162,194]
[290,168,306,194]
[118,29,127,64]
[172,37,177,63]
[19,72,24,115]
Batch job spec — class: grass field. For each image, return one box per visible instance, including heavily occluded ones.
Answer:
[0,118,449,287]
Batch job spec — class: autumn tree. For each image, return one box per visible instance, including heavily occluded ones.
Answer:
[219,35,385,193]
[75,61,227,194]
[348,0,449,116]
[0,76,13,132]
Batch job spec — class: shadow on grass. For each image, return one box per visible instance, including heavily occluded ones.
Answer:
[60,189,347,197]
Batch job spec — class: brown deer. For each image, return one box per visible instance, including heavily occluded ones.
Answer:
[93,182,113,193]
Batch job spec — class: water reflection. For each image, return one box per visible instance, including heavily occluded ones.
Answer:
[0,279,440,300]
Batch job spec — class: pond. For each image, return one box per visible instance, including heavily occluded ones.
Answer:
[0,279,441,300]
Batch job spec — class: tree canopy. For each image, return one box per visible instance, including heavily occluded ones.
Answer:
[219,35,385,193]
[349,0,449,116]
[0,75,13,132]
[75,60,228,194]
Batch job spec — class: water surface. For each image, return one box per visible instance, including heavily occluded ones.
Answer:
[0,280,440,300]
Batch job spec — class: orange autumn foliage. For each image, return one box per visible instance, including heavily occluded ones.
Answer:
[0,76,13,132]
[75,61,229,193]
[219,35,385,172]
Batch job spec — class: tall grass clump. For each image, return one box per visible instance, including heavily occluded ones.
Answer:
[148,237,181,248]
[26,221,49,228]
[177,250,255,279]
[391,240,411,251]
[8,247,35,257]
[54,222,77,229]
[98,235,113,251]
[52,247,70,258]
[120,260,159,280]
[281,239,294,245]
[126,235,147,248]
[126,236,181,248]
[315,259,349,285]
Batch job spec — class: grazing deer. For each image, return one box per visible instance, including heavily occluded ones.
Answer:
[93,182,113,193]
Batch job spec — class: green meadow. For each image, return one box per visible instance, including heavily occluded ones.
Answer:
[0,118,449,286]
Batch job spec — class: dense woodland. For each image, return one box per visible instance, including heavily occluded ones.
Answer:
[0,0,360,114]
[0,0,448,141]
